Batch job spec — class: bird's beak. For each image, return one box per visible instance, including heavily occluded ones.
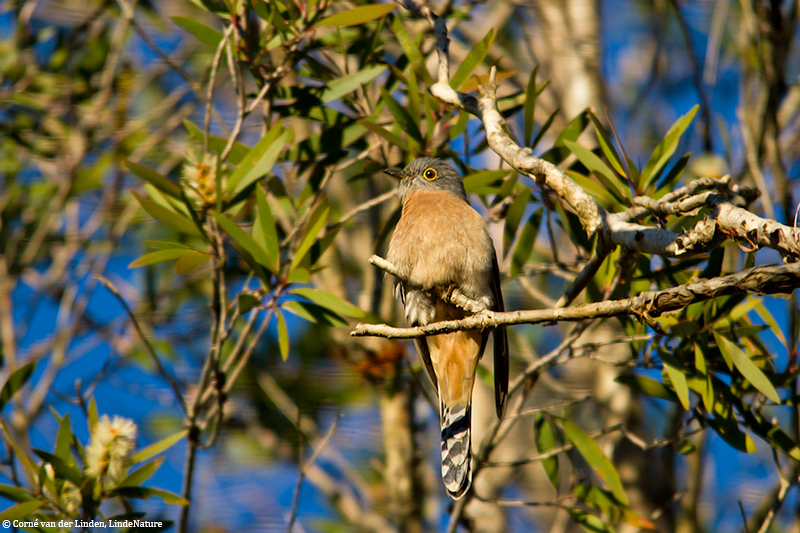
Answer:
[383,168,405,180]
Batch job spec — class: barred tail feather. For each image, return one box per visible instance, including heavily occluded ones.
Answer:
[440,401,472,499]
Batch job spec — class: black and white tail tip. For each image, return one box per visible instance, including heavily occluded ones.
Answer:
[440,402,472,499]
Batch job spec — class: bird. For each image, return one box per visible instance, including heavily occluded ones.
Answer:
[384,157,508,499]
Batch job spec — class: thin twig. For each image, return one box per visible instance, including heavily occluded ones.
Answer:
[95,275,186,413]
[286,414,342,533]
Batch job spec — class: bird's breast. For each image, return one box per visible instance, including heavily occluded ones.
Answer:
[387,190,495,299]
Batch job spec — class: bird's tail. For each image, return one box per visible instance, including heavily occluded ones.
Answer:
[439,398,472,499]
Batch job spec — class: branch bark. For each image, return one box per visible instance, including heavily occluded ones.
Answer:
[353,262,800,339]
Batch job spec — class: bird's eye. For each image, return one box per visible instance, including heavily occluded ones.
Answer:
[423,168,437,181]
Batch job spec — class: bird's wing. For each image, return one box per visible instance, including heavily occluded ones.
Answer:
[490,250,508,418]
[398,283,439,391]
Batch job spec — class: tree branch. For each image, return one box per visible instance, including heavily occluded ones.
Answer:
[352,262,800,339]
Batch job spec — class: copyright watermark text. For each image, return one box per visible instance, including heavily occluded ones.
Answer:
[3,519,165,529]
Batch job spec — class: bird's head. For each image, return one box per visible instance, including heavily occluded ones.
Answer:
[383,157,467,203]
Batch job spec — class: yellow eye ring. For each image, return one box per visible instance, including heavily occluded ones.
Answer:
[423,168,437,181]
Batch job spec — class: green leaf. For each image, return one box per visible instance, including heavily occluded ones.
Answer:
[566,170,618,208]
[0,484,33,503]
[676,439,696,454]
[564,140,628,203]
[614,374,676,402]
[290,203,329,271]
[653,153,690,198]
[111,486,189,505]
[531,106,560,150]
[587,112,626,178]
[173,251,210,275]
[119,457,165,487]
[131,191,202,236]
[316,4,395,27]
[55,413,74,465]
[451,29,496,90]
[714,333,780,403]
[534,413,559,489]
[88,396,99,433]
[227,124,287,195]
[358,118,408,150]
[131,430,188,464]
[183,120,249,164]
[753,300,788,348]
[641,105,698,190]
[291,288,364,318]
[406,68,420,128]
[32,449,81,486]
[0,360,36,410]
[276,310,290,361]
[212,212,274,271]
[391,17,431,85]
[463,169,510,195]
[510,208,542,278]
[125,161,182,198]
[523,67,538,147]
[172,16,223,47]
[663,363,689,409]
[568,509,615,533]
[321,65,386,104]
[282,301,348,327]
[253,187,280,272]
[128,249,188,268]
[555,417,628,506]
[238,293,260,314]
[541,110,590,165]
[503,191,530,254]
[379,87,423,145]
[0,500,45,522]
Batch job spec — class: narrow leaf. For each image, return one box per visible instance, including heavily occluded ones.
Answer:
[391,17,431,84]
[290,204,329,271]
[379,87,423,144]
[131,430,188,464]
[615,375,676,402]
[172,16,223,47]
[564,140,627,202]
[129,249,188,268]
[54,413,73,464]
[0,360,36,410]
[556,417,628,505]
[238,293,260,314]
[321,66,386,104]
[663,363,690,409]
[254,187,280,272]
[291,288,364,318]
[173,251,210,275]
[227,124,287,195]
[523,67,538,147]
[32,449,81,486]
[451,29,497,90]
[463,169,511,195]
[534,413,559,489]
[510,208,542,278]
[587,112,626,178]
[88,396,99,433]
[316,4,396,27]
[641,105,698,190]
[0,500,45,521]
[714,333,780,403]
[276,310,290,361]
[119,457,165,487]
[111,486,189,505]
[131,191,201,236]
[125,161,182,198]
[212,212,274,271]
